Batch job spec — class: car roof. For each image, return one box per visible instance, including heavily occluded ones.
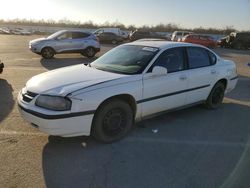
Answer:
[126,41,204,50]
[135,38,166,42]
[61,30,92,34]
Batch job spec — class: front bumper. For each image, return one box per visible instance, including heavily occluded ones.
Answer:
[29,44,41,54]
[18,91,94,137]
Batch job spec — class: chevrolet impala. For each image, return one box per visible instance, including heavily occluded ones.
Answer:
[18,41,238,143]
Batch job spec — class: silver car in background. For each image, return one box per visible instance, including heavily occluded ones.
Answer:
[29,30,101,59]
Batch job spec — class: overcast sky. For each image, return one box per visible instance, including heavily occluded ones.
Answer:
[1,0,250,30]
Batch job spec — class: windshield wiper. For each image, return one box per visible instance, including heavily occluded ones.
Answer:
[83,62,91,67]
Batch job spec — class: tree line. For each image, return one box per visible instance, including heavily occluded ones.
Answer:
[0,18,245,35]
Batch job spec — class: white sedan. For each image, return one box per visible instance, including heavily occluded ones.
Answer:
[18,41,238,143]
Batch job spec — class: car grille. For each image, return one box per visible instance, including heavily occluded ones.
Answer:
[22,91,38,103]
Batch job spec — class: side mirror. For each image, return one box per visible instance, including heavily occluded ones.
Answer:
[152,66,168,76]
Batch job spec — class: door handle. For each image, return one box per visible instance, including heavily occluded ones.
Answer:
[179,75,187,80]
[211,69,216,74]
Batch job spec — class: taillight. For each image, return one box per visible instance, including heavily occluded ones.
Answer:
[94,36,99,42]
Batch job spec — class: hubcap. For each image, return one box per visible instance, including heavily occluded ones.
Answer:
[87,48,94,56]
[103,108,126,137]
[43,49,52,58]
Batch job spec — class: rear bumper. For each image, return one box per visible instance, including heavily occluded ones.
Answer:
[95,48,100,53]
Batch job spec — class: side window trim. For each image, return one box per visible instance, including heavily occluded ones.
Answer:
[207,50,217,65]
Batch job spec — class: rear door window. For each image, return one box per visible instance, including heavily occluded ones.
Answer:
[187,47,211,69]
[72,32,90,39]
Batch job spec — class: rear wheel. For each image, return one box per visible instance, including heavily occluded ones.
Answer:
[83,47,96,58]
[41,47,55,59]
[92,99,133,143]
[205,82,225,109]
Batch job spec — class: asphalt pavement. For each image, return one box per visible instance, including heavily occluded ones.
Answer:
[0,34,250,188]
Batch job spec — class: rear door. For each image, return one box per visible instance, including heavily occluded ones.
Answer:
[71,32,90,50]
[185,47,217,104]
[142,47,188,117]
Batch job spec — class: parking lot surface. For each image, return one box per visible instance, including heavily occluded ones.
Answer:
[0,35,250,188]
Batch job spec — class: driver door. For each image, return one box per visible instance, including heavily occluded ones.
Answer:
[141,47,189,117]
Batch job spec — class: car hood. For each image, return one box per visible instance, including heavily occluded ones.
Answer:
[30,37,49,44]
[25,65,127,96]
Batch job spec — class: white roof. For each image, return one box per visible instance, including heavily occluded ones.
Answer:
[126,41,202,50]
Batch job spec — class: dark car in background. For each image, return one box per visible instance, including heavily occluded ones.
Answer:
[217,36,228,48]
[129,30,164,41]
[220,32,250,49]
[96,32,123,44]
[181,34,217,48]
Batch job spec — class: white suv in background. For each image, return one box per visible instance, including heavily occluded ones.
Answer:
[171,31,193,41]
[29,30,100,59]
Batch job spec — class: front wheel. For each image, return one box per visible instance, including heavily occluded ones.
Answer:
[92,99,133,143]
[205,82,225,109]
[41,47,55,59]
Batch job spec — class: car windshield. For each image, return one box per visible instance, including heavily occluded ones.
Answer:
[91,45,159,75]
[47,30,66,39]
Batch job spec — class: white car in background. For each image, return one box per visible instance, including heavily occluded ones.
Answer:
[10,28,31,35]
[171,31,193,41]
[18,41,238,143]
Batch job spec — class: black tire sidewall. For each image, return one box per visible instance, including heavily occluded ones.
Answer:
[92,99,133,143]
[41,47,54,59]
[84,47,95,58]
[206,82,225,109]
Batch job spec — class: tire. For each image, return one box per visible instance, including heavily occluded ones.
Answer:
[92,99,133,143]
[111,40,117,45]
[83,47,96,58]
[41,47,55,59]
[205,82,225,109]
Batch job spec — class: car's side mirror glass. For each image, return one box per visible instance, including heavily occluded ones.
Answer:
[152,66,168,76]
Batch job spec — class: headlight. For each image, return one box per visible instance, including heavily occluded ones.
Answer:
[35,95,71,111]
